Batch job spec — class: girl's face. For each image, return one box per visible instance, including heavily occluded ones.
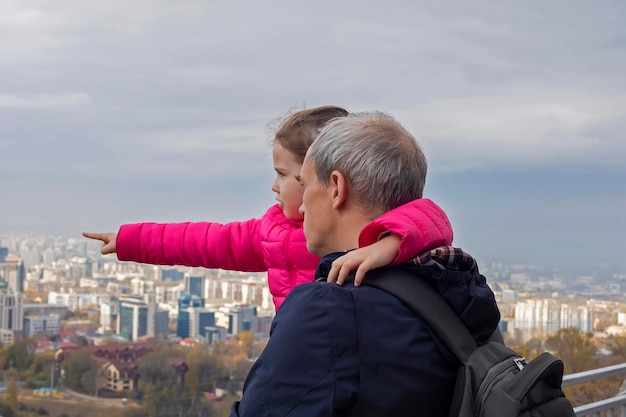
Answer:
[272,142,305,221]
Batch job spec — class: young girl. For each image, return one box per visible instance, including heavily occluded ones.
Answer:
[83,106,453,311]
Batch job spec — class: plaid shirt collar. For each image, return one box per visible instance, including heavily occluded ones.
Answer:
[411,246,479,273]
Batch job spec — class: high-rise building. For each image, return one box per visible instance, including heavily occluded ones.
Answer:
[228,304,257,335]
[22,303,68,317]
[154,310,169,340]
[145,292,156,337]
[47,292,110,310]
[514,298,593,342]
[0,282,23,344]
[184,274,204,298]
[204,326,228,344]
[42,248,55,267]
[131,277,154,297]
[187,308,215,340]
[20,249,41,270]
[161,268,184,282]
[256,315,274,337]
[23,314,60,337]
[116,294,167,341]
[100,301,118,332]
[176,294,205,338]
[204,272,271,310]
[117,297,150,341]
[0,257,25,293]
[68,257,93,279]
[177,310,190,339]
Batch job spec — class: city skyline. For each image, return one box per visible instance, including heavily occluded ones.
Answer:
[1,1,624,268]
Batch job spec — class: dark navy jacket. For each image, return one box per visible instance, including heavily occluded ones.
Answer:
[230,252,500,417]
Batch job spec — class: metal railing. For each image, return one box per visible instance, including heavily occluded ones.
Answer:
[563,363,626,417]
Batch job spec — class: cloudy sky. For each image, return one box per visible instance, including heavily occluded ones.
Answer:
[1,0,624,269]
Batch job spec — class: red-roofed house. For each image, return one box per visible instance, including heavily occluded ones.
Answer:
[203,392,223,401]
[103,361,140,392]
[55,342,188,393]
[180,337,199,348]
[36,339,55,353]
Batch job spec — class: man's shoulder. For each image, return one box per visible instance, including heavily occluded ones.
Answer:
[277,281,386,321]
[284,280,357,306]
[283,279,409,315]
[290,279,390,296]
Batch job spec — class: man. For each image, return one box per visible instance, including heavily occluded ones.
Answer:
[230,111,500,416]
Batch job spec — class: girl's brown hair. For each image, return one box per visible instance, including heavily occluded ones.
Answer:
[274,105,349,163]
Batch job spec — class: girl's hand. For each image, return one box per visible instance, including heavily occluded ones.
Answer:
[327,234,401,286]
[82,231,118,255]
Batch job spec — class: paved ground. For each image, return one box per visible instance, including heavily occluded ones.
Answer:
[7,389,139,417]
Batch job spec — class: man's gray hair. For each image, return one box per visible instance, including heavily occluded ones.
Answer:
[308,111,427,218]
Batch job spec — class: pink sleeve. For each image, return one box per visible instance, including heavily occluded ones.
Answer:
[358,198,453,264]
[116,218,267,272]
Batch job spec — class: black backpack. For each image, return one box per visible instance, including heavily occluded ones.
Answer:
[365,268,577,417]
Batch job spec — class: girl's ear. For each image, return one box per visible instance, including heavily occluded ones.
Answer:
[330,170,348,209]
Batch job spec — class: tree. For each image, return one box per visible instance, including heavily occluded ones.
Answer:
[507,337,544,362]
[545,327,595,374]
[61,310,77,320]
[604,334,626,360]
[213,340,247,381]
[184,344,228,397]
[0,346,8,371]
[24,350,56,388]
[247,340,267,360]
[231,358,253,388]
[5,369,18,409]
[24,288,41,302]
[545,327,611,407]
[98,336,123,346]
[0,398,16,417]
[138,350,189,416]
[138,351,177,387]
[61,348,100,393]
[67,335,89,346]
[4,338,37,371]
[236,331,255,356]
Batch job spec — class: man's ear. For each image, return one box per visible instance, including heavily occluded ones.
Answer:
[330,170,348,209]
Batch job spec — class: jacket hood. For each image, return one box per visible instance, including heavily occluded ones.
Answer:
[315,246,501,343]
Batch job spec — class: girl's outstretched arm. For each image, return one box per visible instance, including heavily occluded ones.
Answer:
[110,219,267,271]
[83,207,275,272]
[327,198,453,286]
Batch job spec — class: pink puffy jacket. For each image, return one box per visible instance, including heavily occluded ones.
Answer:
[116,198,453,311]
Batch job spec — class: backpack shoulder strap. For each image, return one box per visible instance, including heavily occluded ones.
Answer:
[364,267,477,364]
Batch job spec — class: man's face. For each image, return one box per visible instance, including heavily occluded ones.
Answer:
[298,156,332,256]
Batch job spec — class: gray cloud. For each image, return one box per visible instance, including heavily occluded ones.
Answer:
[395,90,626,173]
[1,0,624,266]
